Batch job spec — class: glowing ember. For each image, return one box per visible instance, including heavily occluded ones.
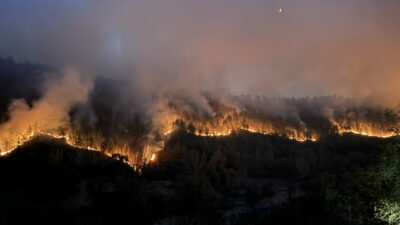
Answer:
[164,129,174,135]
[0,150,13,156]
[330,119,398,138]
[150,153,156,161]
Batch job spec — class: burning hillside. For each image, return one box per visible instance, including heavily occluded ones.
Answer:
[1,1,400,223]
[157,94,400,141]
[1,87,399,168]
[0,63,398,167]
[0,59,399,169]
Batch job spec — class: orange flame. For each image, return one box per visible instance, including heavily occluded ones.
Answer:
[1,115,398,169]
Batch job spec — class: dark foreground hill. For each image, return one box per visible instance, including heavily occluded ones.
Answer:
[1,132,400,225]
[0,135,139,225]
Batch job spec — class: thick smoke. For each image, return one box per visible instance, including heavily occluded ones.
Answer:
[1,0,400,104]
[0,1,399,159]
[0,68,93,152]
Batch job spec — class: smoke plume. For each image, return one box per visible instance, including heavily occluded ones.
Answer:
[0,1,400,162]
[0,68,93,151]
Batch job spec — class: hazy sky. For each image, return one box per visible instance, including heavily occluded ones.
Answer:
[1,0,400,104]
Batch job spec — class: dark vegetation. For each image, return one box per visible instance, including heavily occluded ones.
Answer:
[1,56,398,164]
[1,57,400,224]
[1,131,400,225]
[143,130,398,225]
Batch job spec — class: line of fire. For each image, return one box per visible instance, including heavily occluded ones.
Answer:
[2,107,398,169]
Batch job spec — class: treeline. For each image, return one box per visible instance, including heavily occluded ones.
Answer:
[1,130,400,224]
[141,129,396,224]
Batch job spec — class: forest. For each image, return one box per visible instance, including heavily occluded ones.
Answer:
[1,58,400,225]
[1,130,400,225]
[1,1,400,224]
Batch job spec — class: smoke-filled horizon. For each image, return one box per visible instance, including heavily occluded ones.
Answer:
[1,0,400,105]
[0,56,399,163]
[1,1,400,162]
[2,2,400,221]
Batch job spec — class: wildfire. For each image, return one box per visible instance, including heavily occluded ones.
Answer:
[163,121,319,142]
[160,111,399,143]
[0,150,13,156]
[338,129,397,138]
[0,130,100,156]
[1,115,398,169]
[0,129,141,168]
[331,119,398,139]
[0,124,169,170]
[195,129,233,137]
[164,129,174,135]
